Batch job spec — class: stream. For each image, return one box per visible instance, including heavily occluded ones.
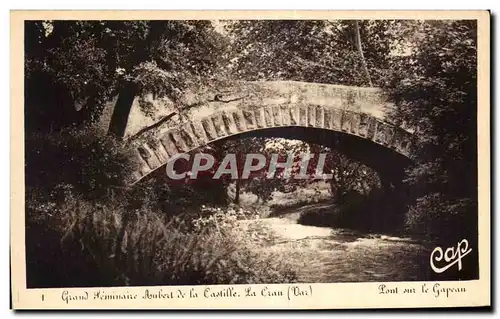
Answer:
[241,202,433,283]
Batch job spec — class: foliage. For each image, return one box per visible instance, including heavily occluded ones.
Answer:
[23,19,480,287]
[25,20,229,132]
[26,191,297,287]
[404,193,477,240]
[226,20,395,86]
[25,126,297,288]
[306,143,381,204]
[25,127,134,203]
[191,205,260,231]
[383,20,478,239]
[297,188,405,233]
[207,137,305,204]
[239,138,312,203]
[209,135,382,207]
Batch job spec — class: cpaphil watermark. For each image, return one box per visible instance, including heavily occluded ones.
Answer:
[165,152,334,181]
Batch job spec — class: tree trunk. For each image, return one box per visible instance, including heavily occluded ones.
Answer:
[353,20,373,87]
[234,179,241,205]
[108,81,138,138]
[108,21,167,138]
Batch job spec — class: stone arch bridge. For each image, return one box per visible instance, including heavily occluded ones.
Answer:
[109,81,416,186]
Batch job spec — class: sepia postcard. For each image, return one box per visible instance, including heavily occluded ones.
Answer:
[10,10,491,310]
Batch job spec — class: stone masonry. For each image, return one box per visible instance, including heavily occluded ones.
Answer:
[127,100,415,185]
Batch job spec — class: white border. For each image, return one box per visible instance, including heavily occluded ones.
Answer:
[4,2,496,317]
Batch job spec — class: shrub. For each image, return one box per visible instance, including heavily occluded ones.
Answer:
[191,205,259,231]
[404,193,477,241]
[297,206,340,228]
[25,126,297,287]
[25,127,134,203]
[26,191,297,288]
[296,188,407,234]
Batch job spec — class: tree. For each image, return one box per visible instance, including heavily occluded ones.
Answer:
[214,137,288,205]
[25,20,229,133]
[242,138,312,203]
[303,143,381,204]
[225,20,394,86]
[353,20,373,87]
[210,137,319,205]
[383,20,478,240]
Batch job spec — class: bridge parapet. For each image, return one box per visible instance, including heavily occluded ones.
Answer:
[123,81,396,144]
[201,81,392,116]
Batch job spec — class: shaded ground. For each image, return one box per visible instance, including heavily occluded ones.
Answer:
[239,202,433,283]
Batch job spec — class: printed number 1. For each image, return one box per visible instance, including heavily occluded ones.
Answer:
[42,294,44,301]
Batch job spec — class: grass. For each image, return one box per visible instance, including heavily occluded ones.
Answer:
[26,190,298,288]
[24,129,300,288]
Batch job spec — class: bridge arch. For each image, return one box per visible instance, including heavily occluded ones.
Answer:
[127,103,415,185]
